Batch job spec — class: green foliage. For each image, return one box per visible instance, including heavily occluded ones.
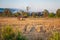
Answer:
[0,8,13,17]
[16,32,27,40]
[22,12,30,18]
[48,12,55,17]
[1,25,27,40]
[0,8,60,18]
[48,31,60,40]
[14,12,21,17]
[1,26,15,40]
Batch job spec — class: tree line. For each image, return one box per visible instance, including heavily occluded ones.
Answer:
[0,8,60,18]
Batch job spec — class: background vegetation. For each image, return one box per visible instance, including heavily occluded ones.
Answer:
[0,8,60,18]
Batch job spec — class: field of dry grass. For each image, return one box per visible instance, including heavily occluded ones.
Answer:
[0,17,60,40]
[0,17,60,32]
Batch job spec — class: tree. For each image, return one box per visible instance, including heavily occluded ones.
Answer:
[22,12,30,18]
[14,12,21,17]
[3,8,12,17]
[38,12,42,17]
[56,9,60,17]
[31,12,38,18]
[26,6,30,12]
[48,12,55,17]
[42,9,49,17]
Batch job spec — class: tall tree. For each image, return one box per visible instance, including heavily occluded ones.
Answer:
[56,9,60,17]
[31,12,37,17]
[3,8,12,17]
[26,6,30,12]
[42,9,49,17]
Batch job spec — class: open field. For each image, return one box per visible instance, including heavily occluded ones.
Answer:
[0,17,60,40]
[0,17,60,32]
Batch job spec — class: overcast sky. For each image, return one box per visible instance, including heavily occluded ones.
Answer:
[0,0,60,12]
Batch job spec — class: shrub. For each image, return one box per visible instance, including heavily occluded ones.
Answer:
[1,25,27,40]
[48,13,55,18]
[16,32,27,40]
[48,31,60,40]
[1,26,15,40]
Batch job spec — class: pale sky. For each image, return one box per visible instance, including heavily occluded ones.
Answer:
[0,0,60,12]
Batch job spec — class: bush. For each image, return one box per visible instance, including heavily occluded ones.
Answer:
[1,25,27,40]
[16,32,27,40]
[48,13,55,18]
[48,31,60,40]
